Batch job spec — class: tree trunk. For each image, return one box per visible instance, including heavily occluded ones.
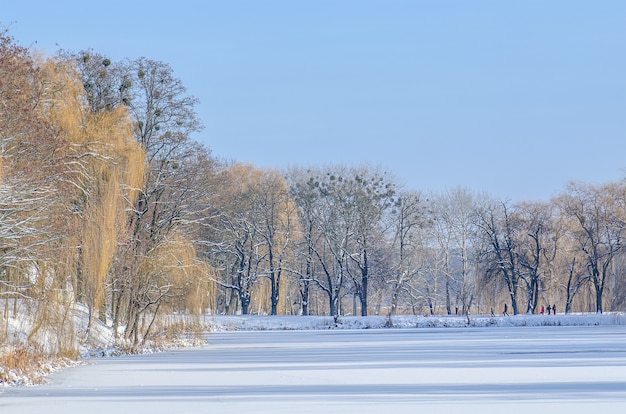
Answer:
[359,249,369,316]
[592,265,603,314]
[330,290,339,318]
[445,276,452,315]
[360,274,368,316]
[389,279,401,318]
[510,295,519,315]
[240,294,250,315]
[300,280,310,316]
[595,281,604,314]
[270,272,278,316]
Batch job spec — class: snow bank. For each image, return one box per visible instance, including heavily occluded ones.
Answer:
[205,312,626,331]
[1,302,201,387]
[0,301,115,353]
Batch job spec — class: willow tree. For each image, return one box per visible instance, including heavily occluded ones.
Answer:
[0,33,142,352]
[250,169,298,315]
[205,164,267,315]
[0,31,77,353]
[122,231,212,346]
[557,182,626,313]
[0,31,46,301]
[64,51,215,340]
[38,57,145,333]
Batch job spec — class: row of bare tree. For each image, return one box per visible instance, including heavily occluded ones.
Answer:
[1,30,625,354]
[205,163,626,319]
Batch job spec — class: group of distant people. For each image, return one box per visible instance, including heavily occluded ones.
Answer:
[539,304,557,315]
[492,303,557,316]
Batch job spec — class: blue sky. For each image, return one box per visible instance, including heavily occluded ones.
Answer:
[3,1,625,201]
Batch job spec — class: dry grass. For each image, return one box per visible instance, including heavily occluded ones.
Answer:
[101,316,208,355]
[1,345,45,385]
[153,317,207,348]
[0,345,77,386]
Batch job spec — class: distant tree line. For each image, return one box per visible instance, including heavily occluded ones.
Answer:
[1,29,625,355]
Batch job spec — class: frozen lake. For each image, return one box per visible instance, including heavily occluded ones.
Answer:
[2,325,626,413]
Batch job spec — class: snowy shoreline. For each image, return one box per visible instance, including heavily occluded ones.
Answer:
[3,312,624,388]
[205,312,626,331]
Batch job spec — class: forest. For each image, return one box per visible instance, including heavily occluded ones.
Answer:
[1,28,626,358]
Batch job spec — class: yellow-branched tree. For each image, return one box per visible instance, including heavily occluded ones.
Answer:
[62,51,217,345]
[37,57,146,338]
[0,31,82,355]
[204,164,299,315]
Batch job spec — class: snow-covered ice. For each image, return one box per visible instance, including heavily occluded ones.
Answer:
[2,321,626,413]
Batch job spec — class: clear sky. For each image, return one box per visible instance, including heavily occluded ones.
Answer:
[3,1,625,201]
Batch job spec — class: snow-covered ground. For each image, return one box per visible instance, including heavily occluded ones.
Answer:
[205,312,626,331]
[2,314,626,413]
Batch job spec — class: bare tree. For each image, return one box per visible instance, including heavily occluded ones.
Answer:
[430,188,478,315]
[288,171,321,316]
[205,164,293,315]
[563,256,590,313]
[62,49,130,112]
[252,170,296,315]
[0,32,75,317]
[288,166,395,317]
[557,182,626,313]
[510,201,557,313]
[386,190,429,323]
[475,200,523,315]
